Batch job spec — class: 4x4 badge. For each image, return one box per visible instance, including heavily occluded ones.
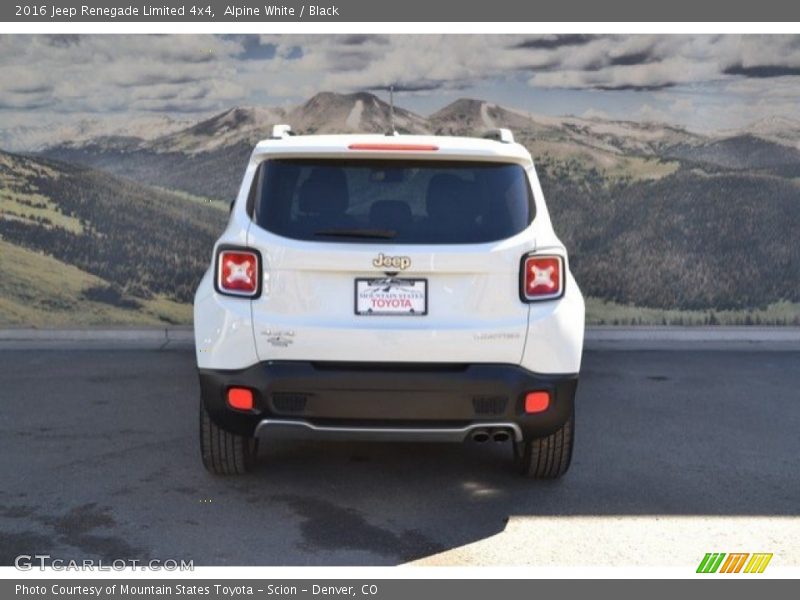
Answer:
[372,253,411,270]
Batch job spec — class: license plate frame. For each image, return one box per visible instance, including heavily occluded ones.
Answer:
[354,278,428,316]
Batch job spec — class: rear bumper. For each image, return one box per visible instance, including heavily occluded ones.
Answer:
[198,361,578,442]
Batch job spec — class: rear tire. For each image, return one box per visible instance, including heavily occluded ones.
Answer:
[199,400,258,475]
[514,413,574,479]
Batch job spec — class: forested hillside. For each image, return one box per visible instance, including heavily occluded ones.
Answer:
[6,92,800,325]
[43,142,253,203]
[0,151,226,322]
[539,164,800,311]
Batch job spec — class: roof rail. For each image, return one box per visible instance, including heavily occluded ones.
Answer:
[482,128,515,144]
[271,124,294,139]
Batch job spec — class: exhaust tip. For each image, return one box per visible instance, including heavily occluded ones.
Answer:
[471,431,490,443]
[492,431,511,443]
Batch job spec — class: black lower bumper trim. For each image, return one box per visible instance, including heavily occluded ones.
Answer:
[198,361,578,441]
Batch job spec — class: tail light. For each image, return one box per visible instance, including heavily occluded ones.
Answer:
[348,143,439,151]
[520,254,564,302]
[215,246,262,298]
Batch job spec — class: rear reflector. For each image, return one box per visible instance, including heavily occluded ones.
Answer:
[348,143,439,151]
[216,247,260,297]
[524,391,550,413]
[227,387,254,411]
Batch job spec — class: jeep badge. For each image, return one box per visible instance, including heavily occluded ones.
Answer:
[372,253,411,270]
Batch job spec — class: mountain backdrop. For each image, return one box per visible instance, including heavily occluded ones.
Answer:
[2,91,799,326]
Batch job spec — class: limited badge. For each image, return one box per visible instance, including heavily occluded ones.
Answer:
[261,330,295,347]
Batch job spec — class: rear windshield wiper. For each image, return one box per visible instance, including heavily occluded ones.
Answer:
[314,228,397,239]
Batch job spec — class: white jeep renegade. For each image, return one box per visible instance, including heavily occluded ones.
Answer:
[194,126,585,479]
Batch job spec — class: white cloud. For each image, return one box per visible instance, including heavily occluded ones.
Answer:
[0,35,245,114]
[635,103,673,123]
[670,98,694,114]
[581,108,612,120]
[0,34,800,134]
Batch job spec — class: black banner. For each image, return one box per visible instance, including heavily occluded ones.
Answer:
[4,580,796,600]
[4,0,800,22]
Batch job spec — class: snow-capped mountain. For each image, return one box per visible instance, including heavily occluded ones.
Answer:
[26,91,800,200]
[0,114,196,152]
[430,98,546,135]
[729,115,800,149]
[147,106,288,154]
[429,98,705,156]
[288,91,430,135]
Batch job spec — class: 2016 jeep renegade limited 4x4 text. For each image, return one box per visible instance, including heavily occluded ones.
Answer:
[194,125,585,479]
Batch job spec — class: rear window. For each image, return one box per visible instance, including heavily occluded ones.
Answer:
[253,158,534,244]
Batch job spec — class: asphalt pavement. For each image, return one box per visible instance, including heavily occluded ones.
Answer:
[0,348,798,566]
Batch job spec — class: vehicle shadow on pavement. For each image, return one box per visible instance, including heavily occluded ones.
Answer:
[1,349,798,565]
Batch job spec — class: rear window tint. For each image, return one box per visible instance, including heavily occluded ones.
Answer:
[253,158,534,244]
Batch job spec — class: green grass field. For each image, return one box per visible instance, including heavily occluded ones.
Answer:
[529,139,681,184]
[1,149,796,328]
[586,297,800,326]
[0,152,85,234]
[3,244,796,328]
[151,185,229,212]
[0,240,191,327]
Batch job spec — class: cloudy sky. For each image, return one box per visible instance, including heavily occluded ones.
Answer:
[1,34,800,136]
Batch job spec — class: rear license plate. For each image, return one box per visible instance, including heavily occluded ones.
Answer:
[355,278,427,316]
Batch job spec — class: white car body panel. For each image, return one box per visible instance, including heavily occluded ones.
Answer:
[194,133,584,374]
[247,230,532,364]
